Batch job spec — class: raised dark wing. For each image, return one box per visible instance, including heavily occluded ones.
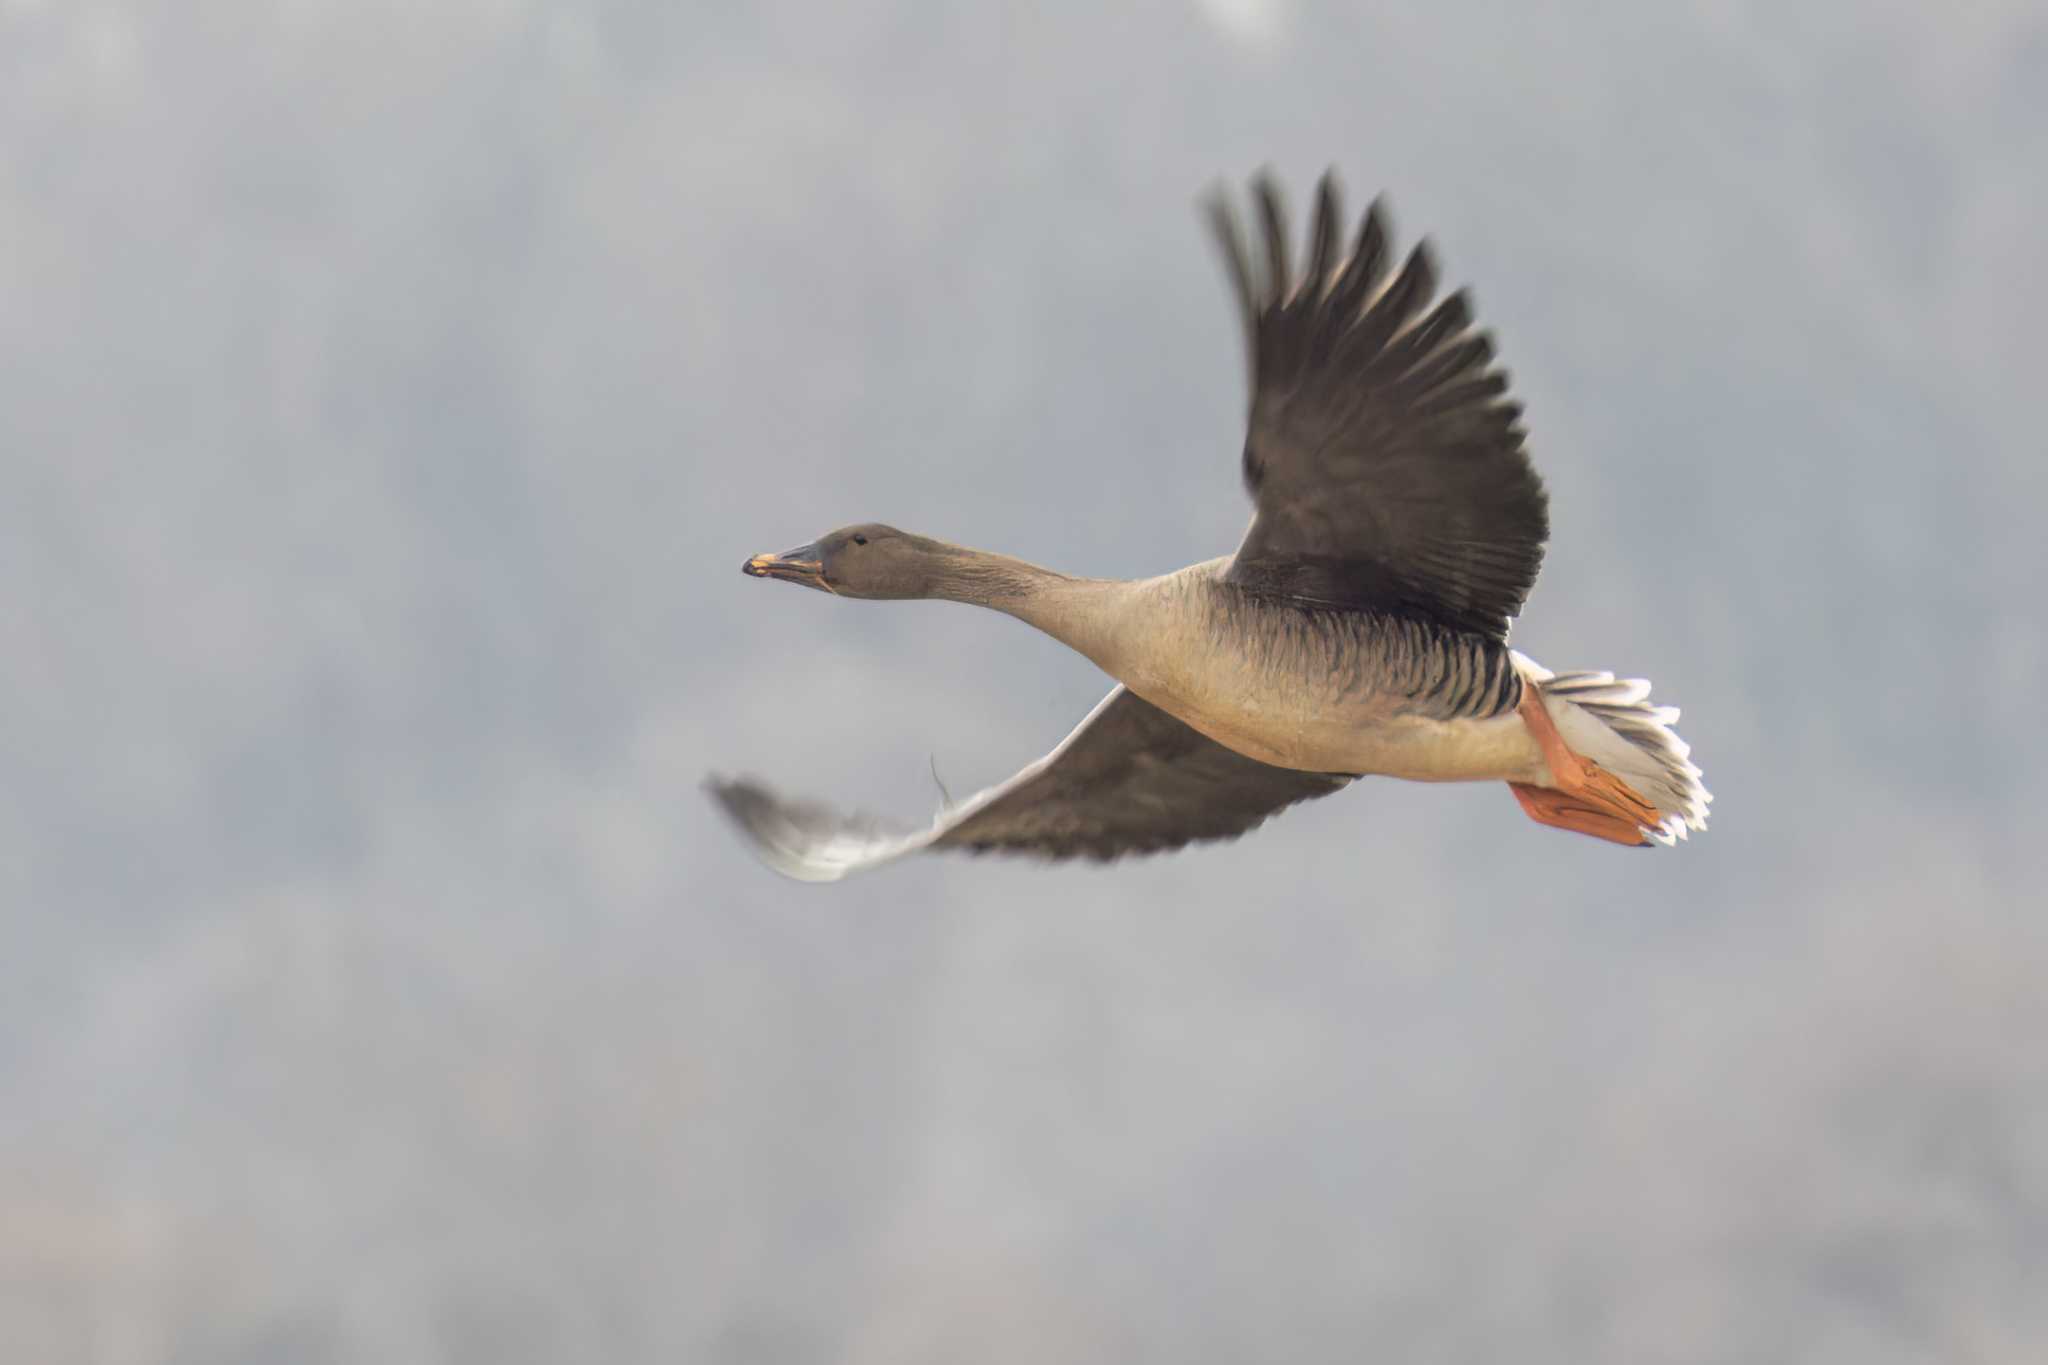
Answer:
[707,687,1353,881]
[1208,171,1549,640]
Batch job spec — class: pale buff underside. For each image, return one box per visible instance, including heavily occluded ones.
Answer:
[1005,562,1555,787]
[1133,679,1549,785]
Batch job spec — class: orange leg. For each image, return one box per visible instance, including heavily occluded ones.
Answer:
[1507,684,1663,847]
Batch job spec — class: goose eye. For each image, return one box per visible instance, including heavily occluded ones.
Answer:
[851,534,868,546]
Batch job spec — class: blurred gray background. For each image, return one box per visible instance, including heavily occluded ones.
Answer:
[5,1,2045,1361]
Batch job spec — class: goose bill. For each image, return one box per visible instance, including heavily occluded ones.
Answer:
[742,545,831,591]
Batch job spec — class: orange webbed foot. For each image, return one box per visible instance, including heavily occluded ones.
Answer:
[1508,683,1662,847]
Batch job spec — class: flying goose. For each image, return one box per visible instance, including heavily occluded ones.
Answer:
[709,171,1709,881]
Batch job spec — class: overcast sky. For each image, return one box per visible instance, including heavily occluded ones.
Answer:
[4,1,2046,1361]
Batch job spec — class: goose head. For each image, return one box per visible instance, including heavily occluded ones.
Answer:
[742,523,950,600]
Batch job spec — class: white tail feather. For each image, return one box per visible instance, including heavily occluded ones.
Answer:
[1512,652,1712,845]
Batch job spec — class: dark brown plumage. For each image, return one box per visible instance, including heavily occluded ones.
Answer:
[710,687,1349,879]
[1210,172,1550,640]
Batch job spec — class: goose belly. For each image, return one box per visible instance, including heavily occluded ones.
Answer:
[1154,685,1543,783]
[1102,575,1547,784]
[1119,638,1545,784]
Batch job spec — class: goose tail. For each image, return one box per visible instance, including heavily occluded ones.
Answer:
[1510,653,1711,846]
